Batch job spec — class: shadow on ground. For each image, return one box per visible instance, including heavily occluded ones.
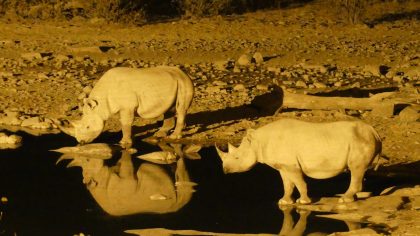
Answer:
[367,9,420,27]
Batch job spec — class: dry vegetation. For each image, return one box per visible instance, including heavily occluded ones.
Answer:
[0,0,416,24]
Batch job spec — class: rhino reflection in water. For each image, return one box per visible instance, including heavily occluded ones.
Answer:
[59,149,195,216]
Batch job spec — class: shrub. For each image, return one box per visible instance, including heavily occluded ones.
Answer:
[335,0,373,24]
[84,0,148,24]
[173,0,233,17]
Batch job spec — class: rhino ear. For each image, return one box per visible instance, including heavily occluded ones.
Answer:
[83,98,98,111]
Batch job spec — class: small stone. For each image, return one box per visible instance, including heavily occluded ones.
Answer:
[0,111,22,125]
[334,81,343,87]
[213,80,227,86]
[371,104,394,117]
[70,47,103,54]
[256,84,269,91]
[314,82,327,88]
[21,52,42,60]
[78,93,87,100]
[55,54,70,62]
[213,60,228,71]
[233,84,246,91]
[0,132,22,149]
[252,52,264,64]
[267,67,281,74]
[205,86,221,94]
[21,117,41,127]
[363,65,380,77]
[236,54,252,66]
[392,76,404,83]
[296,80,307,88]
[398,105,419,122]
[351,82,361,88]
[82,85,92,94]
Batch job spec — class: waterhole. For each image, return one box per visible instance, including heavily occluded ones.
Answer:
[0,131,418,236]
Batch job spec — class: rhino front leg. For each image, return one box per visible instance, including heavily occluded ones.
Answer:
[119,109,135,148]
[279,166,311,205]
[278,170,295,205]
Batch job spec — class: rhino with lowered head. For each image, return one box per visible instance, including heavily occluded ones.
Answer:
[57,66,194,147]
[216,118,382,205]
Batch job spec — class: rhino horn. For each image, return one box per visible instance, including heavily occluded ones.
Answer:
[67,159,84,168]
[215,144,228,161]
[55,154,74,165]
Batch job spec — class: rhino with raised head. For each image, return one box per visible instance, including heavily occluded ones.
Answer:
[216,118,382,205]
[57,66,194,147]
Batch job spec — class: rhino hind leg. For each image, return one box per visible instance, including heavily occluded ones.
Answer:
[155,117,175,137]
[339,167,365,203]
[155,109,176,138]
[170,112,185,139]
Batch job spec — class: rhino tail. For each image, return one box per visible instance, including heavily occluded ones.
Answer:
[175,71,194,115]
[370,125,385,171]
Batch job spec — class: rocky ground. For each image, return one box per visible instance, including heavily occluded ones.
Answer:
[0,1,419,235]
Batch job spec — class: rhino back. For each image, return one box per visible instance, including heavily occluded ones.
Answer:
[255,119,377,178]
[89,67,182,118]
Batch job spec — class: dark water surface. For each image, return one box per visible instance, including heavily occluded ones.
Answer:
[0,131,417,236]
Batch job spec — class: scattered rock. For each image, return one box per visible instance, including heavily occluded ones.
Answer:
[296,80,307,88]
[82,85,93,94]
[213,60,228,71]
[0,110,22,126]
[233,84,246,91]
[21,116,53,129]
[351,82,361,88]
[21,52,42,60]
[314,82,327,88]
[70,47,104,54]
[329,228,381,236]
[363,65,380,77]
[252,52,264,64]
[236,53,252,66]
[0,132,22,149]
[398,105,420,122]
[370,104,394,118]
[256,84,269,91]
[267,66,281,74]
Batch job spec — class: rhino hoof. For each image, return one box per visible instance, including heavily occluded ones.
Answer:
[278,198,294,205]
[338,196,355,203]
[119,140,133,149]
[296,198,311,205]
[154,131,167,138]
[168,133,182,139]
